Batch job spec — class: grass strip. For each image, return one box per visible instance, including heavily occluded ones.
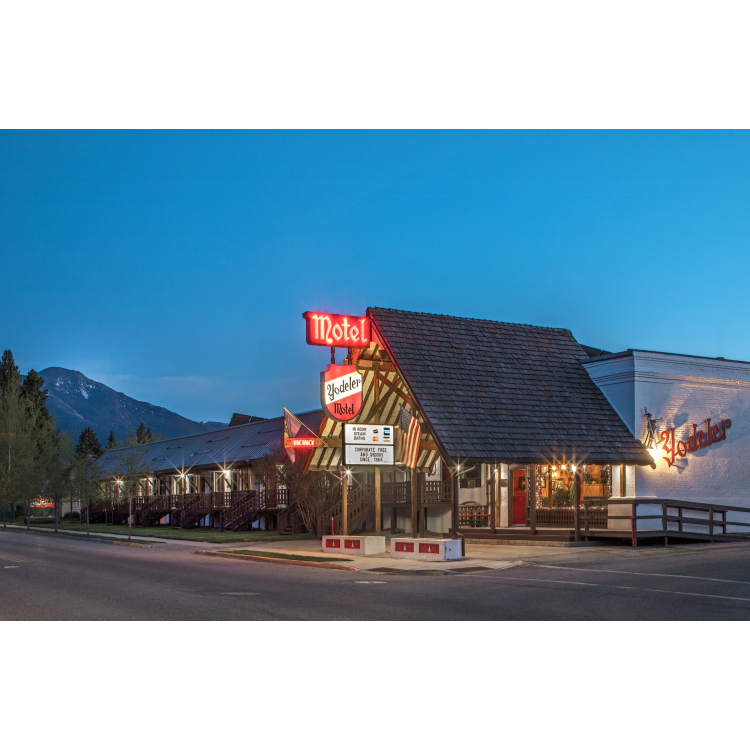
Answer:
[224,549,352,563]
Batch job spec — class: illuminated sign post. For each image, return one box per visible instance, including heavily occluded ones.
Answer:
[343,424,395,466]
[303,311,369,422]
[303,312,371,348]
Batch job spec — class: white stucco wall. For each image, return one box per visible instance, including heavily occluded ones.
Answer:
[584,350,750,508]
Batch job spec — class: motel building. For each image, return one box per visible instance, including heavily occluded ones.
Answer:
[89,410,324,532]
[94,307,750,546]
[301,307,750,546]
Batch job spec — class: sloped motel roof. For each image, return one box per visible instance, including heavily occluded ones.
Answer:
[91,409,325,478]
[368,307,653,466]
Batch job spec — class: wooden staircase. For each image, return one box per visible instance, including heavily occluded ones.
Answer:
[277,504,304,535]
[171,493,206,529]
[81,500,107,525]
[218,491,259,532]
[134,495,172,527]
[105,501,131,525]
[318,482,376,536]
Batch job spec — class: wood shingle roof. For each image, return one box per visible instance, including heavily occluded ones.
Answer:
[368,307,652,466]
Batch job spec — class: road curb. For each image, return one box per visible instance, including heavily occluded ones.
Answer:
[0,526,153,547]
[196,549,358,571]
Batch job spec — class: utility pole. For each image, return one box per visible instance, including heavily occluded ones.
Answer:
[129,495,132,541]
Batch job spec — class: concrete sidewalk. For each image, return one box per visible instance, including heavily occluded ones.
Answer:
[214,536,613,572]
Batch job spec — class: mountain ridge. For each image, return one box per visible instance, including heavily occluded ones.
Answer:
[39,367,227,443]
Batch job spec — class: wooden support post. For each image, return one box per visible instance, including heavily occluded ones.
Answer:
[529,465,537,535]
[490,464,497,533]
[451,465,459,539]
[374,469,382,534]
[574,469,581,543]
[341,474,348,536]
[411,468,418,538]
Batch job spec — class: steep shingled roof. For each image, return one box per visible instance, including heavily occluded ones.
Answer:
[368,308,652,465]
[91,409,324,477]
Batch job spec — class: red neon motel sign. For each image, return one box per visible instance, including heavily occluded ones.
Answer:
[283,437,323,448]
[303,311,371,348]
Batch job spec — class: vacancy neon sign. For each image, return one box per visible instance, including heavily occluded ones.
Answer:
[283,437,323,448]
[303,311,371,348]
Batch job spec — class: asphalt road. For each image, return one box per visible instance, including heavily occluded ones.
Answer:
[3,529,750,619]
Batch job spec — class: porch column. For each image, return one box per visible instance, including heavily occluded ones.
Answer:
[574,466,583,542]
[341,473,348,536]
[418,473,425,537]
[490,464,497,533]
[451,463,459,539]
[374,469,382,534]
[529,465,537,535]
[411,468,418,538]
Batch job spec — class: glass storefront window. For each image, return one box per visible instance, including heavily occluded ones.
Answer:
[535,464,612,508]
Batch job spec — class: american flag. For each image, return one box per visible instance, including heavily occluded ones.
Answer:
[397,405,421,469]
[284,406,302,463]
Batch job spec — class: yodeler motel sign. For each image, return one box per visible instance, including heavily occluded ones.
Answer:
[321,364,363,421]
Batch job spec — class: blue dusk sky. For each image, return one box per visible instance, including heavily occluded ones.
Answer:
[1,130,749,423]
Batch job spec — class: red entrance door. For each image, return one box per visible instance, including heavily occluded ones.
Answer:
[512,469,527,525]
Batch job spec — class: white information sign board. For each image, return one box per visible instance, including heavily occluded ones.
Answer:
[344,444,394,466]
[343,424,395,466]
[344,424,394,445]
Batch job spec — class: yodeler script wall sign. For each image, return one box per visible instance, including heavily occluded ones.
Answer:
[321,364,363,422]
[303,311,371,348]
[659,417,733,468]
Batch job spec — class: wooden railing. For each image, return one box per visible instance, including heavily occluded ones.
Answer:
[602,498,750,545]
[423,480,451,504]
[535,506,608,529]
[381,481,410,505]
[259,488,289,509]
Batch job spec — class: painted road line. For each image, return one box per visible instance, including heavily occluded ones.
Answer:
[532,564,750,586]
[611,585,750,604]
[451,572,750,604]
[220,592,261,596]
[0,553,46,566]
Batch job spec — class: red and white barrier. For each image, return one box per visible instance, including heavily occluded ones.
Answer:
[390,538,462,561]
[322,536,386,556]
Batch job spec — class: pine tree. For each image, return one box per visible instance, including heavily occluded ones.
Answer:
[21,369,59,453]
[21,369,51,420]
[75,427,104,459]
[0,349,21,395]
[105,431,118,450]
[135,422,147,444]
[146,427,153,442]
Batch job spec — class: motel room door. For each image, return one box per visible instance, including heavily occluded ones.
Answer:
[510,466,528,526]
